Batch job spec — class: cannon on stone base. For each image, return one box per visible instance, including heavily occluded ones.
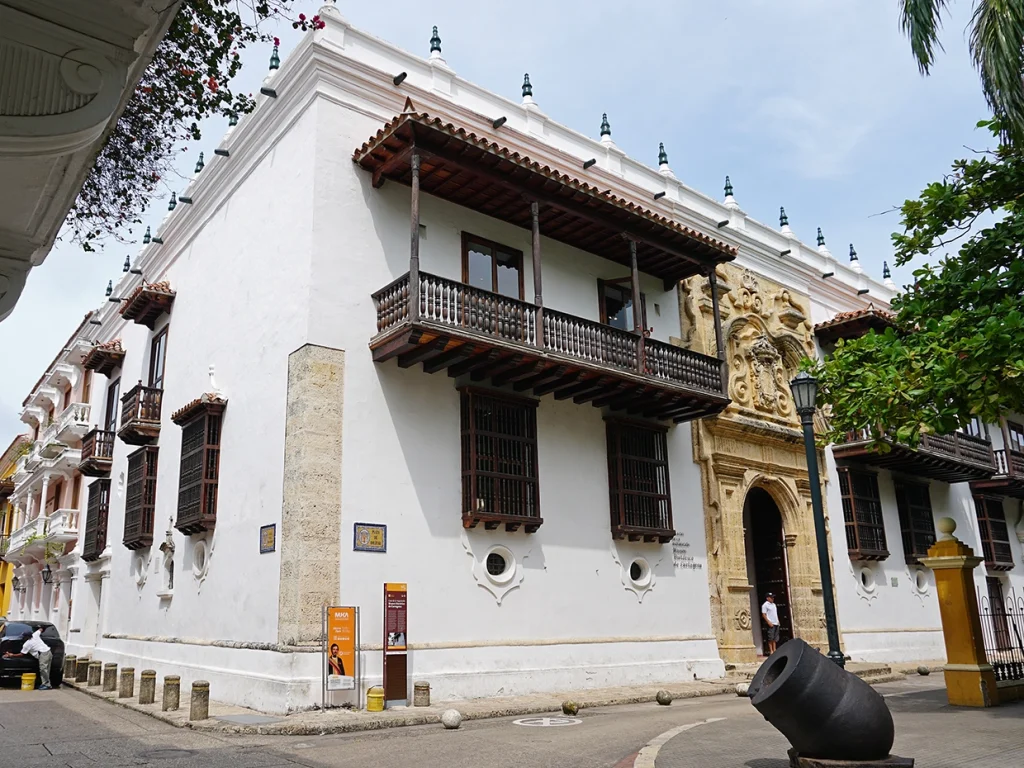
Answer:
[748,638,912,767]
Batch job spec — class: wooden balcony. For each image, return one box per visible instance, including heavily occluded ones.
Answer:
[123,446,158,550]
[79,429,114,477]
[971,449,1024,499]
[833,430,996,483]
[118,383,162,445]
[372,273,729,422]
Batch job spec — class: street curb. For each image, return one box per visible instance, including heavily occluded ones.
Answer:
[62,664,912,736]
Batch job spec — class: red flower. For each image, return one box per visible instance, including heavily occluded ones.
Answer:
[274,37,280,47]
[299,13,306,20]
[207,76,219,92]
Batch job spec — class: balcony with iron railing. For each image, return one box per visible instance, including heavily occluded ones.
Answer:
[372,273,729,422]
[79,429,115,477]
[833,429,996,483]
[118,382,163,445]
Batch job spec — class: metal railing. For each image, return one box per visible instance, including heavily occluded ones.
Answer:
[979,586,1024,682]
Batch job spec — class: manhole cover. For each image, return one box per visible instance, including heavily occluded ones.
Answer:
[214,714,284,725]
[137,749,199,759]
[512,716,582,727]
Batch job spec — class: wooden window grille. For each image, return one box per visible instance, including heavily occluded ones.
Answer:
[837,467,889,560]
[975,495,1014,571]
[894,479,936,565]
[606,419,674,542]
[123,446,158,549]
[82,479,110,562]
[460,388,541,532]
[173,403,224,535]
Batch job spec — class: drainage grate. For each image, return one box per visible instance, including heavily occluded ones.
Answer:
[512,716,582,727]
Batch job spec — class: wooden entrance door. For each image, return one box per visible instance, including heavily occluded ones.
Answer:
[748,488,793,649]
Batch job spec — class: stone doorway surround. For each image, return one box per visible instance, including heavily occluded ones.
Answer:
[680,263,838,663]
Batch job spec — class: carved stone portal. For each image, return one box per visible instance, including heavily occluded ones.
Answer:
[681,263,839,663]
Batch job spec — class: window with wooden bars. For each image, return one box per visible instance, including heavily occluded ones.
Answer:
[82,479,110,562]
[837,467,889,560]
[975,495,1015,571]
[174,405,223,535]
[893,479,935,565]
[606,419,673,542]
[123,446,158,549]
[460,388,541,532]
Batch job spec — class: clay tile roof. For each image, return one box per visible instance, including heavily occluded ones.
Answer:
[814,305,896,343]
[120,281,176,328]
[353,110,737,282]
[97,338,125,353]
[171,393,227,425]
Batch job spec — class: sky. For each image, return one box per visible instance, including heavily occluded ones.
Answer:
[0,0,992,440]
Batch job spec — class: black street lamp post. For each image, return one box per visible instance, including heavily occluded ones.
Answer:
[790,371,846,668]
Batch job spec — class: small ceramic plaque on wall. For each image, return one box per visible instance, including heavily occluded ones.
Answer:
[354,523,387,553]
[259,524,276,553]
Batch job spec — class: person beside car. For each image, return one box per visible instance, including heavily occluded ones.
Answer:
[3,628,53,689]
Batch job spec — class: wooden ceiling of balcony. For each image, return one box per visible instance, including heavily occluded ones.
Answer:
[833,440,995,484]
[354,111,737,284]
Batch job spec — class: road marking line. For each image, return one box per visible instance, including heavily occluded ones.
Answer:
[633,717,726,768]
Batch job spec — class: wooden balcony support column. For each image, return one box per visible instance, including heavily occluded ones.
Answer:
[628,237,645,374]
[530,199,544,346]
[708,268,728,391]
[409,150,422,322]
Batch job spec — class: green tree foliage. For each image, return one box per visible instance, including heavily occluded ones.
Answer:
[65,1,323,250]
[813,120,1024,445]
[900,1,1024,144]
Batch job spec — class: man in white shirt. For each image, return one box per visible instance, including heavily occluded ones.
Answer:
[761,592,780,655]
[4,628,53,689]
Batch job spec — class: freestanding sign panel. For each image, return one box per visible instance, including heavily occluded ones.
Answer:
[383,583,408,705]
[325,606,356,691]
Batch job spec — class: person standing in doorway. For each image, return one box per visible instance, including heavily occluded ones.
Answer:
[4,628,53,689]
[761,592,780,656]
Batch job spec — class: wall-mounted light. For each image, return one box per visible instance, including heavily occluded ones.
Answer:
[42,564,52,584]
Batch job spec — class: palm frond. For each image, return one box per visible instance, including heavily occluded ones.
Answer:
[899,0,952,73]
[970,0,1024,144]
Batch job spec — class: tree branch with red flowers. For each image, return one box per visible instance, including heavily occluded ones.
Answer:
[65,0,324,251]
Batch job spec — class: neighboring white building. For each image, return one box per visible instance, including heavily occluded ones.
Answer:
[3,5,1023,713]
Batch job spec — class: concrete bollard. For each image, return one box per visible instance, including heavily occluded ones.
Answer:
[75,657,90,683]
[87,661,102,687]
[189,680,210,721]
[139,670,156,705]
[64,655,77,681]
[102,663,117,692]
[162,675,180,711]
[413,681,431,707]
[119,667,135,698]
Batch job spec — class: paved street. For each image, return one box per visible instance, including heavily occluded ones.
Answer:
[1,677,1022,767]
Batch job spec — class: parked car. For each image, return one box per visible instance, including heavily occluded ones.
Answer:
[0,621,65,688]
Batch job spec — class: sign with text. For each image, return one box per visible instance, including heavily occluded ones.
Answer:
[325,606,356,691]
[259,524,276,554]
[383,583,408,705]
[354,522,387,553]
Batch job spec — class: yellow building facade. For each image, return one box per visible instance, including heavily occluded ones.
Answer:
[0,435,30,616]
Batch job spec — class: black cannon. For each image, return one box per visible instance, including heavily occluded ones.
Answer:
[748,638,895,763]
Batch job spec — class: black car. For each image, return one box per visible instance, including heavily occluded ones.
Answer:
[0,621,65,688]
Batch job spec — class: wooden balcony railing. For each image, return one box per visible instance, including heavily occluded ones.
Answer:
[82,479,110,562]
[995,449,1024,478]
[372,272,729,421]
[79,429,115,477]
[123,446,159,549]
[834,428,996,483]
[118,383,162,445]
[972,448,1024,498]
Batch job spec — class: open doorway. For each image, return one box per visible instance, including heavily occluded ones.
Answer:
[744,487,793,655]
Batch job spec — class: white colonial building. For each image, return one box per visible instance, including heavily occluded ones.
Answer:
[3,4,1023,713]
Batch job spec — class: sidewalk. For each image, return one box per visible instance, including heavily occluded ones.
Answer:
[63,660,932,736]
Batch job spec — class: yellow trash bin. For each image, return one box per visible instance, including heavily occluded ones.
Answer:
[366,686,385,712]
[21,673,37,691]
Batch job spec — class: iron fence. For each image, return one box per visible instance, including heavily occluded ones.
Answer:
[979,584,1024,682]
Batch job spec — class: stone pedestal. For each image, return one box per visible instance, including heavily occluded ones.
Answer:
[75,657,90,683]
[789,749,914,767]
[119,667,135,698]
[162,675,180,711]
[190,680,210,721]
[919,518,999,708]
[102,663,117,692]
[413,681,430,707]
[139,670,156,704]
[87,661,101,687]
[63,655,77,680]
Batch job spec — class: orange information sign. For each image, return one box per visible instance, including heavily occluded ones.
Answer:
[326,606,356,691]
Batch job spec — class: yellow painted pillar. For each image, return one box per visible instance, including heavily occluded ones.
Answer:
[919,517,999,707]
